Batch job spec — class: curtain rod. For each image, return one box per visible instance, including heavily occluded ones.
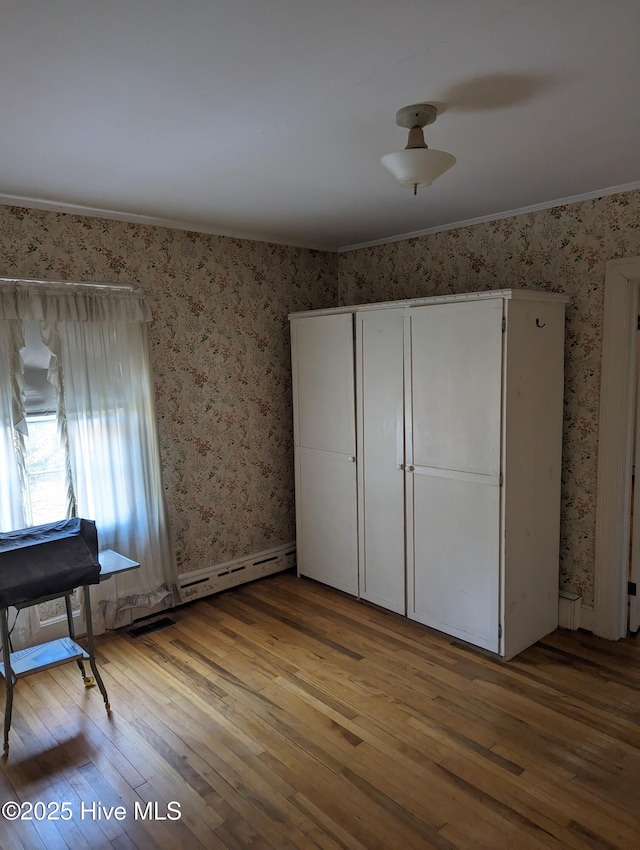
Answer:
[0,276,138,292]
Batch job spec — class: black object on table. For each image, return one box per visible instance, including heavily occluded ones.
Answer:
[0,518,140,756]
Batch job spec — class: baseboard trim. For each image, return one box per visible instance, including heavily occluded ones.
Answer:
[178,542,296,603]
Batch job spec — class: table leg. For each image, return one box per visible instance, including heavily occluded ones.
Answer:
[83,587,110,714]
[64,594,90,684]
[1,609,14,756]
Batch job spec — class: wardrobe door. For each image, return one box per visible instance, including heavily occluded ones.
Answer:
[406,299,504,652]
[356,309,406,613]
[291,313,358,596]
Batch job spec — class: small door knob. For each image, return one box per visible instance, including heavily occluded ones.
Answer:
[408,465,415,472]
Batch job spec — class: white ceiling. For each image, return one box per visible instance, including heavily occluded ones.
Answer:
[1,0,639,252]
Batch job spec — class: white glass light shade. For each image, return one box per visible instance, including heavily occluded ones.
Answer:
[380,148,456,189]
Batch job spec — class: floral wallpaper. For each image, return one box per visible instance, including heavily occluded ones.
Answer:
[338,190,640,606]
[2,190,640,610]
[0,206,338,575]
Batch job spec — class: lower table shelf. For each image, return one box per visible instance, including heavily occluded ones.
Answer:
[0,636,89,680]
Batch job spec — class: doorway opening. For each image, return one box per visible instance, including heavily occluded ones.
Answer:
[627,319,640,632]
[594,257,640,639]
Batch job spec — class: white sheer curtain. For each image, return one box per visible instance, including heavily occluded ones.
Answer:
[0,278,178,632]
[44,319,176,627]
[0,318,26,532]
[0,318,33,649]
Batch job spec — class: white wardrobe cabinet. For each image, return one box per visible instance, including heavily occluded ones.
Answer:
[290,290,568,659]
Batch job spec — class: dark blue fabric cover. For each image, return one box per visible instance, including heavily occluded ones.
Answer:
[0,518,100,608]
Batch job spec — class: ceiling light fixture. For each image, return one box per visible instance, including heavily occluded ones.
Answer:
[380,103,456,195]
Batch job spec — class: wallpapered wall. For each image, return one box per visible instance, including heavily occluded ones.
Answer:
[338,190,640,606]
[0,206,338,574]
[2,191,640,608]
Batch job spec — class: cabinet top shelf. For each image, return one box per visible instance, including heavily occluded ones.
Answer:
[289,288,569,320]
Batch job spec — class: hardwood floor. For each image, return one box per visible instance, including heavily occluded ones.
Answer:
[1,572,639,849]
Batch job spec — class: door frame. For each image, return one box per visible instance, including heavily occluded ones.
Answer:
[594,256,640,639]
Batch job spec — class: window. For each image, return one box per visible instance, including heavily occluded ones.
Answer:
[20,326,74,624]
[21,320,68,527]
[23,412,67,527]
[1,280,176,646]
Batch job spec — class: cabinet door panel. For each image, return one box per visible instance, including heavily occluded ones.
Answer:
[295,449,358,595]
[357,310,405,613]
[291,313,358,595]
[409,300,503,477]
[407,298,503,652]
[409,474,500,652]
[291,314,355,454]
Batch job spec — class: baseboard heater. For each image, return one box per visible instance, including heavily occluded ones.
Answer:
[178,542,296,603]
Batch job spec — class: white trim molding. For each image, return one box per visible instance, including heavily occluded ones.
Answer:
[579,605,594,633]
[339,182,640,252]
[0,195,331,253]
[3,182,640,256]
[594,257,640,639]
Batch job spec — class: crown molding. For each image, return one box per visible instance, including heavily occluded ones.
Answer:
[0,193,331,253]
[338,181,640,252]
[2,180,639,256]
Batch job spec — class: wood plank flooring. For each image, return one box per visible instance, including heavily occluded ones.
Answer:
[1,572,639,849]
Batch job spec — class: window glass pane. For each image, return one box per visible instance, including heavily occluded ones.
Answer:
[26,416,80,622]
[21,320,57,414]
[25,414,67,526]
